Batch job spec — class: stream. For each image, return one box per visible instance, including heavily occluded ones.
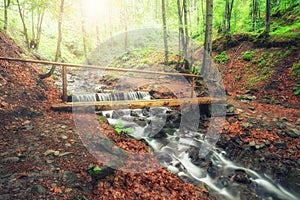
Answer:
[72,92,299,200]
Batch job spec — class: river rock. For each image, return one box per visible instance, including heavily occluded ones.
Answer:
[274,141,287,149]
[285,129,300,138]
[233,169,251,184]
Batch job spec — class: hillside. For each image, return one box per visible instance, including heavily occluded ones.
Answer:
[0,30,209,200]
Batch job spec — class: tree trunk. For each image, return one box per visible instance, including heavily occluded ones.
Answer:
[223,0,229,34]
[3,0,10,31]
[223,0,234,34]
[177,0,185,58]
[183,0,189,64]
[265,0,271,36]
[40,0,64,79]
[202,0,213,77]
[252,0,259,31]
[80,2,89,64]
[16,0,30,49]
[227,0,234,31]
[162,0,168,66]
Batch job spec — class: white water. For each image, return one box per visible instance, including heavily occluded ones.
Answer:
[102,106,299,200]
[72,91,151,102]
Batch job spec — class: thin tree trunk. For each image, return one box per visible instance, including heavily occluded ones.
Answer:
[183,0,189,64]
[265,0,271,36]
[202,0,213,77]
[252,0,258,31]
[3,0,10,31]
[177,0,185,57]
[40,0,64,79]
[80,2,89,64]
[162,0,168,66]
[223,0,228,34]
[16,0,30,49]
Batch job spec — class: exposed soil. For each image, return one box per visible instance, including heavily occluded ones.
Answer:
[1,29,300,200]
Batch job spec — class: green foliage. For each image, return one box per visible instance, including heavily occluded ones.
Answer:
[214,51,230,63]
[292,60,300,76]
[242,51,256,61]
[97,116,108,123]
[294,84,300,95]
[87,166,102,179]
[114,120,133,134]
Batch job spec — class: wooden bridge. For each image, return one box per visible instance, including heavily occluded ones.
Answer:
[0,57,225,112]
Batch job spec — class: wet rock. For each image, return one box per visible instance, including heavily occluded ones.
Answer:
[2,157,20,163]
[274,141,287,149]
[285,129,300,138]
[233,169,251,184]
[130,110,140,117]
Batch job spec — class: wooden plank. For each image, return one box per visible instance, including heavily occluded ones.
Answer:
[0,57,202,78]
[51,98,225,112]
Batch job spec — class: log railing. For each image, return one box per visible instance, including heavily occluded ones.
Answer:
[0,57,202,102]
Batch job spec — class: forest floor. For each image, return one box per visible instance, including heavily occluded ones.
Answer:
[0,29,300,200]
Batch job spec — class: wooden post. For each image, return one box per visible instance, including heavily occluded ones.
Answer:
[62,65,68,102]
[191,77,195,98]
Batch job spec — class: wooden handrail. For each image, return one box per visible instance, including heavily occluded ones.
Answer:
[0,57,202,78]
[0,56,202,102]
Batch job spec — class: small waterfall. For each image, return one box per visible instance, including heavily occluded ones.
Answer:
[72,91,151,102]
[102,107,300,200]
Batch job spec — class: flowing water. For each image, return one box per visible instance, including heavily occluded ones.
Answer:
[73,92,299,200]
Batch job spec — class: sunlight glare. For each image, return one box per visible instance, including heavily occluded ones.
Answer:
[82,0,109,22]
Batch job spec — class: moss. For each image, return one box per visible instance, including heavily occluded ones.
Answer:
[292,60,300,76]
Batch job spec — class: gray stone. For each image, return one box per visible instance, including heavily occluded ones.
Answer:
[249,141,256,147]
[285,129,300,138]
[255,143,265,150]
[274,141,287,149]
[61,135,68,140]
[32,184,46,194]
[63,171,77,184]
[3,157,20,162]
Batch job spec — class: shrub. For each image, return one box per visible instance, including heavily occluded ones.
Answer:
[242,51,256,61]
[214,51,230,63]
[292,61,300,76]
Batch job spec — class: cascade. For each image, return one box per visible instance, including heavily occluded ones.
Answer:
[72,91,151,102]
[102,107,300,200]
